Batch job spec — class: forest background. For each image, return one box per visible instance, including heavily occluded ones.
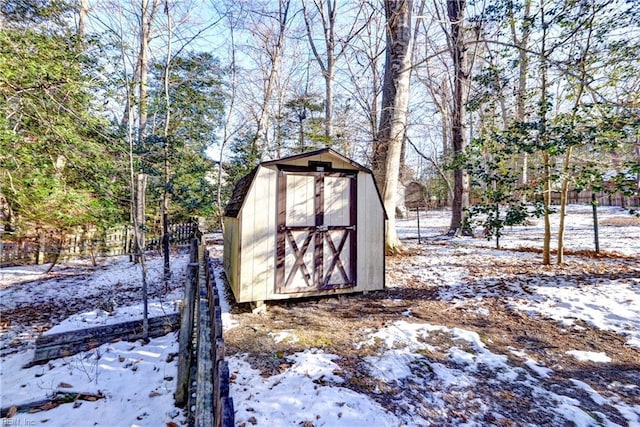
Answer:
[1,0,639,265]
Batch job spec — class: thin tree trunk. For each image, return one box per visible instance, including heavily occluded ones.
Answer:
[138,0,150,143]
[447,0,470,235]
[252,0,290,155]
[116,7,150,337]
[78,0,88,41]
[136,173,147,252]
[324,64,334,138]
[542,152,551,265]
[302,0,335,139]
[137,0,160,144]
[557,2,595,265]
[509,0,532,191]
[557,146,572,264]
[540,0,551,265]
[45,234,64,274]
[162,2,172,284]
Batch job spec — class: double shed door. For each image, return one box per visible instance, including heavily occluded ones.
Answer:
[276,166,357,294]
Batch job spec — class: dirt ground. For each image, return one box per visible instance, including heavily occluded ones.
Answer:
[220,242,640,426]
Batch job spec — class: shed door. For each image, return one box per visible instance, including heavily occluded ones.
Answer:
[276,169,356,293]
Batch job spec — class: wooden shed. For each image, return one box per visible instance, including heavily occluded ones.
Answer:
[222,148,386,304]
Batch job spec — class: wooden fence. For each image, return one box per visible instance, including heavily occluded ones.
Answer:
[175,239,234,427]
[549,190,640,207]
[0,220,200,267]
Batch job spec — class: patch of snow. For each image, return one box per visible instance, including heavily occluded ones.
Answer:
[0,253,188,426]
[571,379,609,405]
[566,350,612,363]
[511,278,640,350]
[365,349,420,382]
[269,330,299,344]
[524,359,554,378]
[229,351,399,427]
[510,349,554,378]
[0,333,184,426]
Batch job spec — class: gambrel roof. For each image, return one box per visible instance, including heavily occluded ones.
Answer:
[223,148,386,219]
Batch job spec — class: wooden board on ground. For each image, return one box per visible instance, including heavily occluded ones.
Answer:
[27,313,180,366]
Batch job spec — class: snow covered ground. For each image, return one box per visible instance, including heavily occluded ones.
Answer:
[226,205,640,427]
[1,253,188,426]
[1,204,638,426]
[397,204,638,256]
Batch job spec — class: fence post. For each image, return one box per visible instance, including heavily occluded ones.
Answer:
[36,232,45,265]
[592,193,600,254]
[175,239,199,407]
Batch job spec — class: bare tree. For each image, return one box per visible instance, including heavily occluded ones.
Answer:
[248,0,292,156]
[302,0,369,139]
[161,0,172,282]
[444,0,471,235]
[213,1,243,231]
[137,0,160,143]
[374,0,413,254]
[412,5,454,203]
[108,2,152,338]
[508,0,532,189]
[342,1,386,156]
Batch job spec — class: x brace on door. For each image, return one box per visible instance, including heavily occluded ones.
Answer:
[276,167,357,293]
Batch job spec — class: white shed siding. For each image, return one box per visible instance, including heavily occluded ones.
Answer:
[357,173,385,290]
[222,216,240,295]
[238,166,277,303]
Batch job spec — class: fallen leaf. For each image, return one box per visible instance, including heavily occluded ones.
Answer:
[149,391,161,397]
[6,406,17,418]
[57,382,73,389]
[40,402,59,411]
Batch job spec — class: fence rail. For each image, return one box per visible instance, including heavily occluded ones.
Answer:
[0,220,200,268]
[550,190,640,207]
[175,239,234,427]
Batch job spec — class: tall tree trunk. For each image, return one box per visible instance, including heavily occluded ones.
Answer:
[540,0,551,266]
[162,1,172,283]
[302,0,336,139]
[324,61,334,138]
[78,0,88,41]
[324,0,336,139]
[447,0,470,235]
[136,173,147,255]
[218,10,239,232]
[116,6,151,338]
[557,2,595,265]
[509,0,532,191]
[137,0,160,144]
[252,0,290,156]
[374,0,413,254]
[557,146,572,264]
